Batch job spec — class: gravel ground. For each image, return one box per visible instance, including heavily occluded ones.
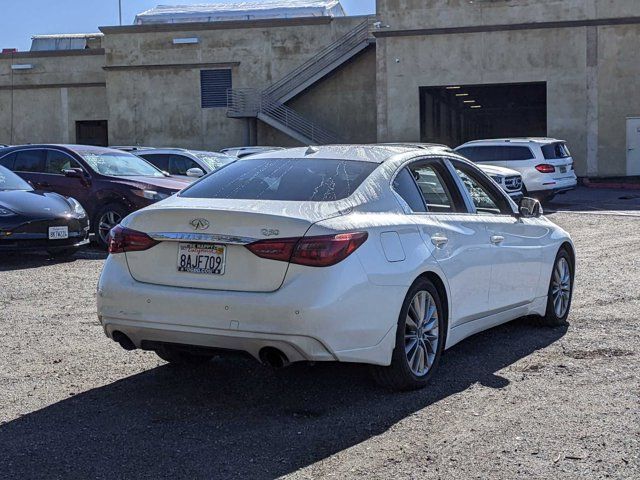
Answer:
[0,187,638,479]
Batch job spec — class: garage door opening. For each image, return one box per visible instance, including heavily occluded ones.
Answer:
[420,82,547,148]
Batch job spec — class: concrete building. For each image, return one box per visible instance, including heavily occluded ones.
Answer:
[2,0,640,177]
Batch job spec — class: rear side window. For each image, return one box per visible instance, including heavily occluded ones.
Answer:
[392,168,426,212]
[14,150,46,172]
[0,152,16,169]
[181,158,377,202]
[541,142,571,159]
[457,145,534,162]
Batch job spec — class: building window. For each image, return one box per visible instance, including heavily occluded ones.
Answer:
[200,69,232,108]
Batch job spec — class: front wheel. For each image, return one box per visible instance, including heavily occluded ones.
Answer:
[371,278,445,391]
[537,249,574,326]
[94,203,127,249]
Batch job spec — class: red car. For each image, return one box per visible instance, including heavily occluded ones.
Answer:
[0,145,190,248]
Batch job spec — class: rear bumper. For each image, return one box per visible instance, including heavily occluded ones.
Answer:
[97,254,403,366]
[528,176,577,195]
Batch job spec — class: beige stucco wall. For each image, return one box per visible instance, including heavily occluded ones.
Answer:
[375,0,640,176]
[376,0,640,30]
[0,52,107,145]
[101,16,375,150]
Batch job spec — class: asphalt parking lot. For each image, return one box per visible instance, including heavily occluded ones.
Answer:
[0,187,638,479]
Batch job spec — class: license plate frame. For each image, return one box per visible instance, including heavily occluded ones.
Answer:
[48,226,69,240]
[177,243,226,275]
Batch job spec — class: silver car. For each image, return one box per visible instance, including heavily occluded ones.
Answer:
[135,148,235,180]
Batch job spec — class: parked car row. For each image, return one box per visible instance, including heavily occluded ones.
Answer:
[0,139,576,256]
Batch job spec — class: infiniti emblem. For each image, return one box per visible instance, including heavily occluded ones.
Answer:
[190,218,210,231]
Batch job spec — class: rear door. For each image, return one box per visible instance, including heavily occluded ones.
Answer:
[393,158,493,326]
[450,159,543,310]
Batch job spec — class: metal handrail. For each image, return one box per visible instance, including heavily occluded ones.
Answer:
[227,89,341,144]
[260,92,341,144]
[264,17,374,101]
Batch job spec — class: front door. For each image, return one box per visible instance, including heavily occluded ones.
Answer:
[450,159,543,311]
[627,117,640,175]
[43,149,93,209]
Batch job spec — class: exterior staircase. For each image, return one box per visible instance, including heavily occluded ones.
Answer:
[227,18,375,145]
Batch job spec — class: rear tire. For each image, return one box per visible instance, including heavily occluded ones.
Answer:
[371,278,445,391]
[155,345,213,366]
[535,248,574,327]
[94,203,128,250]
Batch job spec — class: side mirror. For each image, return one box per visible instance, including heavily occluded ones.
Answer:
[186,167,205,178]
[62,168,84,179]
[519,197,543,218]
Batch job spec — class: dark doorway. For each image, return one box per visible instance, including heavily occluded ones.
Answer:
[420,83,547,148]
[76,120,108,146]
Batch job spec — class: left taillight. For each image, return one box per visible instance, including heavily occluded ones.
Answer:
[108,225,159,254]
[535,164,556,173]
[246,232,368,267]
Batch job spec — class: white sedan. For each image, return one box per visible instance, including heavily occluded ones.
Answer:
[97,144,575,390]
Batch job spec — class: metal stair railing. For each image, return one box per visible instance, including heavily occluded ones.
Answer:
[263,17,375,102]
[227,88,260,117]
[227,88,341,144]
[259,93,341,145]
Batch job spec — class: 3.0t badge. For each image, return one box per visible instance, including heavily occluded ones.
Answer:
[190,218,210,231]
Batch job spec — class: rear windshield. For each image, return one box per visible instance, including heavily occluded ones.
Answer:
[541,142,571,159]
[457,145,534,162]
[180,158,377,201]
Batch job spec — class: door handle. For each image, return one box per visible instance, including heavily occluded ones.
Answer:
[490,235,505,245]
[37,182,51,188]
[431,235,449,248]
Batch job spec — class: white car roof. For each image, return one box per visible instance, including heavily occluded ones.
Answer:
[248,144,454,164]
[457,137,565,147]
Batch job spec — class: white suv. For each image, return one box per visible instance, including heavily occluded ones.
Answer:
[455,138,577,201]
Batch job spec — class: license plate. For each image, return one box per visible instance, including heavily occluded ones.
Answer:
[48,226,69,240]
[178,243,226,275]
[560,166,567,173]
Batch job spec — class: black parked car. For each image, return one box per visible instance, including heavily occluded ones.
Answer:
[0,165,90,257]
[0,145,190,248]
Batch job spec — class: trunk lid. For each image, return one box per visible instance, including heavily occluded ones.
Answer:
[122,198,345,292]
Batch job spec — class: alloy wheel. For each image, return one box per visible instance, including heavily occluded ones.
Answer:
[98,210,122,245]
[552,257,571,318]
[404,290,440,377]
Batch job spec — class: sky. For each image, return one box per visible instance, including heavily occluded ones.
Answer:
[0,0,376,52]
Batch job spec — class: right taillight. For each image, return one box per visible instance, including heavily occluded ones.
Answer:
[108,225,159,254]
[535,164,556,173]
[246,232,368,267]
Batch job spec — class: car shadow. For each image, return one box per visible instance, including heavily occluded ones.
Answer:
[0,320,567,479]
[545,187,640,214]
[0,247,106,272]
